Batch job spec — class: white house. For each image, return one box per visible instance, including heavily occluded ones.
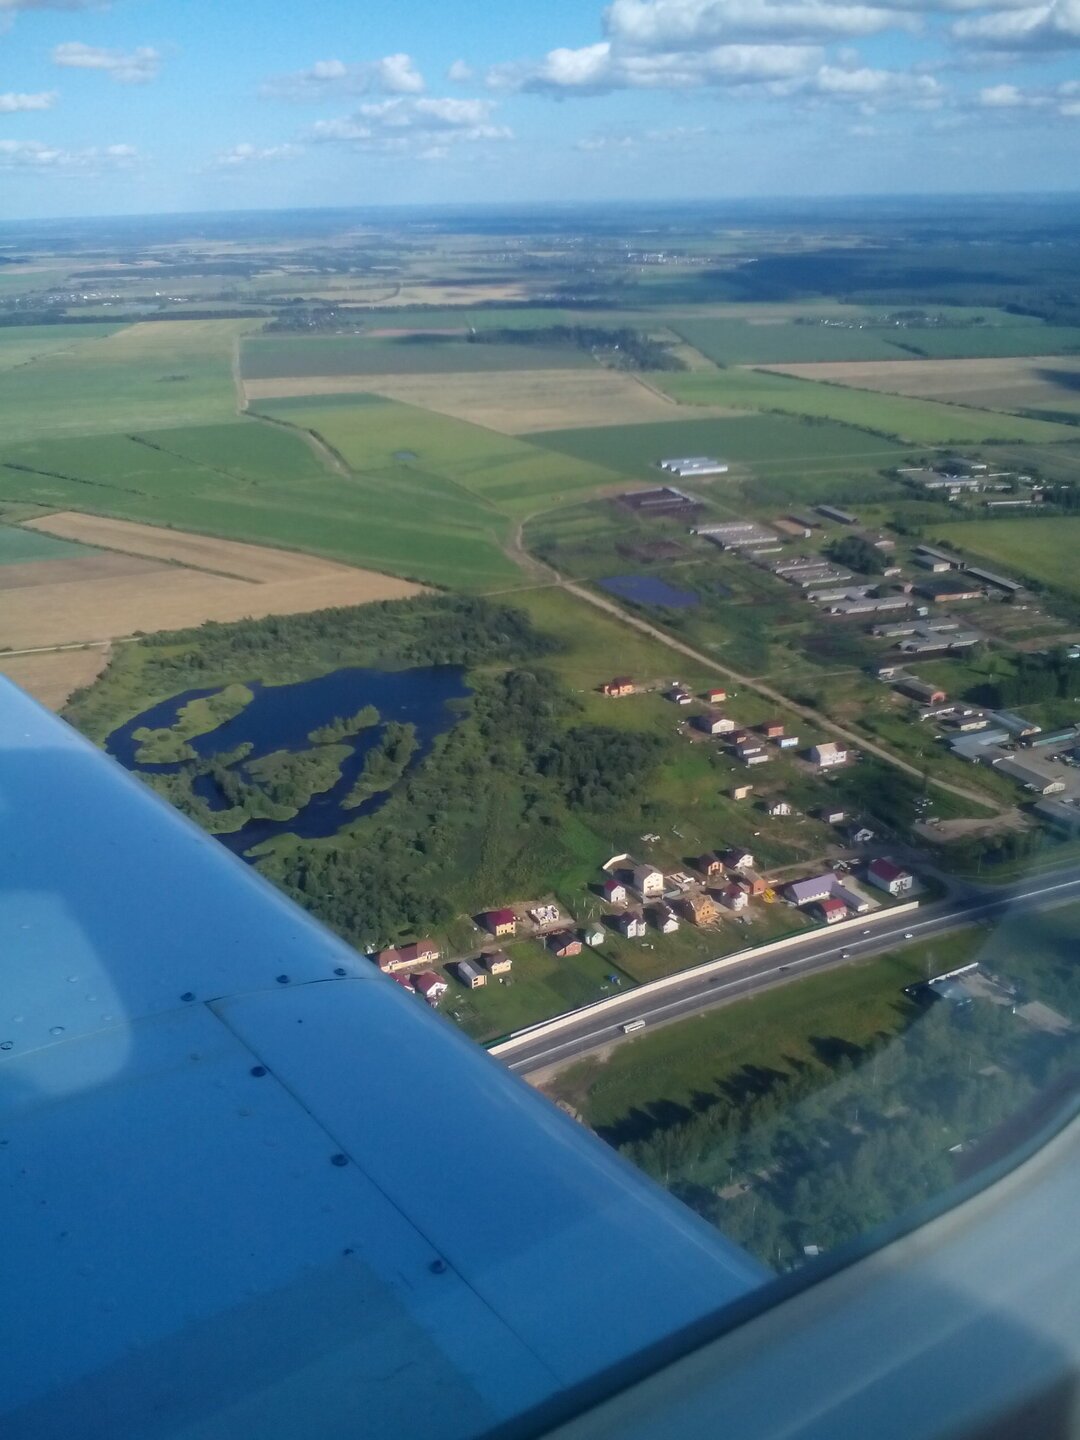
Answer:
[811,741,848,769]
[633,864,666,900]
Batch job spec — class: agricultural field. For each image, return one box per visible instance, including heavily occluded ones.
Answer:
[674,315,1080,367]
[0,511,424,653]
[0,415,523,590]
[0,522,99,565]
[0,646,112,710]
[526,410,911,480]
[656,367,1080,445]
[0,322,123,372]
[241,333,593,379]
[0,320,248,443]
[253,393,629,518]
[246,367,723,434]
[760,356,1080,418]
[935,517,1080,599]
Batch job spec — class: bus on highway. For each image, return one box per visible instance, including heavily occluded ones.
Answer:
[622,1019,646,1034]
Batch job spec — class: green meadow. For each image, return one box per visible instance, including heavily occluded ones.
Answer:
[0,523,100,565]
[936,517,1080,599]
[242,334,592,377]
[657,367,1078,445]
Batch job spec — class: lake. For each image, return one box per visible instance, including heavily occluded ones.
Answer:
[107,665,470,856]
[599,574,700,609]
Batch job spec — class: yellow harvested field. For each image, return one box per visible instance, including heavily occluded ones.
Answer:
[1,513,425,650]
[244,368,745,433]
[758,355,1080,412]
[0,645,111,711]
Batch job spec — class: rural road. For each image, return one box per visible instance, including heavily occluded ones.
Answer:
[562,579,1005,815]
[502,863,1080,1079]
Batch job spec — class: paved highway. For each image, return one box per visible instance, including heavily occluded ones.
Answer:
[502,866,1080,1079]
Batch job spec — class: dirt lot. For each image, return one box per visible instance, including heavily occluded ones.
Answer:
[758,356,1080,413]
[0,512,425,651]
[0,645,112,710]
[244,368,742,433]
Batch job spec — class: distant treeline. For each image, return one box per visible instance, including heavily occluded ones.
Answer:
[965,650,1079,709]
[468,324,686,371]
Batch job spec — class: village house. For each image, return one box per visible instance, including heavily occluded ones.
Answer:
[582,926,606,948]
[722,847,755,872]
[479,950,513,975]
[681,892,721,926]
[786,874,836,907]
[602,677,636,698]
[847,824,875,844]
[730,730,753,747]
[483,907,517,938]
[391,973,416,995]
[731,784,754,801]
[602,876,628,905]
[832,882,870,913]
[455,959,486,990]
[737,870,767,898]
[633,864,666,900]
[412,971,448,1005]
[745,752,770,767]
[737,743,764,761]
[778,735,800,750]
[821,807,847,825]
[375,939,441,974]
[767,800,792,817]
[810,741,848,769]
[867,858,915,896]
[696,852,725,879]
[650,902,680,934]
[817,897,848,925]
[718,882,748,912]
[696,711,735,736]
[706,687,729,704]
[617,910,647,940]
[547,930,583,958]
[761,721,785,740]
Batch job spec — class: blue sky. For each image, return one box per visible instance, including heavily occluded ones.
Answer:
[1,0,1078,217]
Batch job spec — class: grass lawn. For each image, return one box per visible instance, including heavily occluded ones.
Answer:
[935,517,1080,599]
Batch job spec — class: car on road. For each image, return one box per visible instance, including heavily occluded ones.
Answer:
[841,950,850,959]
[904,931,914,940]
[862,929,871,936]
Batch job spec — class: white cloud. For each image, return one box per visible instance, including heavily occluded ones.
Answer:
[603,0,907,47]
[262,53,425,99]
[447,59,475,82]
[952,0,1080,48]
[0,138,137,171]
[486,38,821,92]
[807,64,944,99]
[975,77,1080,111]
[0,90,57,110]
[212,142,304,167]
[310,95,511,151]
[51,41,161,83]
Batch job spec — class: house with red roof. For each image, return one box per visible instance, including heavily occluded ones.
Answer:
[412,971,448,1004]
[867,858,914,896]
[817,896,848,925]
[483,908,517,938]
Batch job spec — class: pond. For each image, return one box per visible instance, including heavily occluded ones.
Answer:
[599,574,700,609]
[106,665,470,856]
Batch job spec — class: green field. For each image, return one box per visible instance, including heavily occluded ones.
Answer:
[0,523,99,565]
[242,334,592,378]
[674,316,1080,367]
[0,322,124,372]
[0,417,523,591]
[525,411,909,479]
[0,320,248,444]
[254,393,628,517]
[656,367,1080,445]
[936,516,1080,598]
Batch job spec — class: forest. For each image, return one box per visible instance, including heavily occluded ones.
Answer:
[468,325,686,371]
[616,991,1077,1270]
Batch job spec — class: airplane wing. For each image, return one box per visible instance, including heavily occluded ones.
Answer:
[0,677,765,1439]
